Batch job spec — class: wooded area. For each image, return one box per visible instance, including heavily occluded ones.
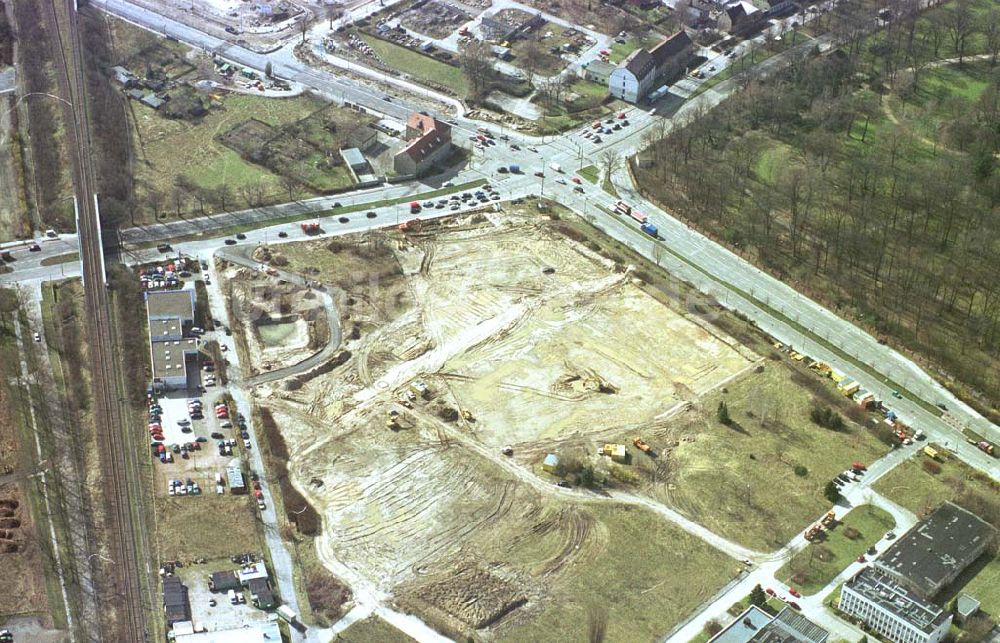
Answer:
[636,0,1000,418]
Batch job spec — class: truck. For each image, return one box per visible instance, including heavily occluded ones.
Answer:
[629,210,648,224]
[640,222,658,237]
[409,201,421,214]
[923,446,939,460]
[613,200,631,216]
[969,439,996,456]
[549,162,563,173]
[300,221,320,234]
[276,604,298,624]
[632,436,652,453]
[821,511,836,527]
[399,218,421,233]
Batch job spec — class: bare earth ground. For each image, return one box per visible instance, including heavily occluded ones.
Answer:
[243,213,744,640]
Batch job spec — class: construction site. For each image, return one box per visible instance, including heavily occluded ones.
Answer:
[223,209,755,640]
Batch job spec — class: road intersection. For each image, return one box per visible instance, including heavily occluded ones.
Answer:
[4,1,999,639]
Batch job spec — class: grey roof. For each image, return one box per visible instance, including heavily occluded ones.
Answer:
[141,94,165,109]
[750,607,828,643]
[146,289,195,321]
[620,48,655,79]
[209,570,241,591]
[956,595,981,618]
[844,567,950,634]
[585,60,616,76]
[340,147,366,168]
[876,502,997,597]
[649,30,693,66]
[226,459,245,489]
[150,339,198,381]
[162,577,191,624]
[710,606,773,643]
[149,317,183,342]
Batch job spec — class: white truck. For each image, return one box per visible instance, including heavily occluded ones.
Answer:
[549,162,563,173]
[276,604,298,624]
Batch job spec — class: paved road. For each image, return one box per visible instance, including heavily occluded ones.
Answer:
[214,246,343,387]
[6,0,997,639]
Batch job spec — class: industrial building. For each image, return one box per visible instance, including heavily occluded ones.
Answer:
[170,621,281,643]
[710,606,828,643]
[875,502,996,599]
[839,567,952,643]
[162,576,192,626]
[146,288,200,391]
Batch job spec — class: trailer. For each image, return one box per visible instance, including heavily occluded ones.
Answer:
[628,210,648,224]
[276,604,298,624]
[613,200,631,215]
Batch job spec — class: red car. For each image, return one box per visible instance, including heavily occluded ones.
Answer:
[765,588,775,596]
[617,112,626,119]
[787,601,801,611]
[788,588,801,598]
[857,555,867,563]
[571,177,582,184]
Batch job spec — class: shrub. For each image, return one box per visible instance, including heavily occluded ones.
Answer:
[922,459,942,475]
[794,465,809,477]
[717,400,732,425]
[810,404,845,431]
[705,620,723,636]
[843,526,861,540]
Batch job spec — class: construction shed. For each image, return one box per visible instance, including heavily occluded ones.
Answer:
[542,453,559,473]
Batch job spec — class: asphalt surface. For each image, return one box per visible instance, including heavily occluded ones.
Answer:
[4,1,998,640]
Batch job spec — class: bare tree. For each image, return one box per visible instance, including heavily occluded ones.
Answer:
[599,149,622,184]
[299,13,315,44]
[459,40,496,98]
[280,175,302,202]
[520,40,542,86]
[983,11,1000,67]
[325,5,344,30]
[942,0,975,64]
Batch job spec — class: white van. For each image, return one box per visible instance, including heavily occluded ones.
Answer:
[228,589,238,605]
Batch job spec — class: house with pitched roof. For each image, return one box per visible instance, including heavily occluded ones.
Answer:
[608,31,694,103]
[393,112,453,177]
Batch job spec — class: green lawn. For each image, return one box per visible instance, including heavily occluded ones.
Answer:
[609,32,665,63]
[334,616,414,642]
[955,557,1000,619]
[873,452,1000,518]
[777,506,895,595]
[578,165,599,183]
[360,34,467,96]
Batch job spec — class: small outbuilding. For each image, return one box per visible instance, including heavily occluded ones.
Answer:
[542,453,559,473]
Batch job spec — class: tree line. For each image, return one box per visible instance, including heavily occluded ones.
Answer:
[636,0,1000,416]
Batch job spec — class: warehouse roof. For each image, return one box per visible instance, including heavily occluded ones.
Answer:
[146,289,195,322]
[844,567,949,634]
[150,339,198,381]
[710,606,773,643]
[877,502,996,597]
[149,318,183,342]
[162,577,191,625]
[172,622,281,643]
[750,607,828,643]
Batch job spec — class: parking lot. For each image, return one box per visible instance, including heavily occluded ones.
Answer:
[178,565,274,632]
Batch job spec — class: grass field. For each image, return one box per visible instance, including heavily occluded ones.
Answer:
[154,494,262,561]
[777,505,895,595]
[490,505,734,643]
[360,34,466,96]
[638,362,890,551]
[507,22,574,77]
[873,454,1000,518]
[334,616,414,643]
[133,93,329,218]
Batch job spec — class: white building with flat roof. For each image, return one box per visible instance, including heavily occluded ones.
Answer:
[839,567,951,643]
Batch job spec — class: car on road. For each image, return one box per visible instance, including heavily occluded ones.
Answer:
[442,180,454,187]
[527,146,538,152]
[28,243,40,252]
[571,177,582,184]
[556,481,571,488]
[788,587,801,598]
[765,588,776,596]
[556,178,567,185]
[787,601,801,611]
[278,231,288,238]
[33,331,41,342]
[236,233,246,240]
[365,211,376,219]
[225,25,238,34]
[857,555,867,563]
[338,216,349,224]
[868,546,877,555]
[573,186,585,194]
[885,532,896,539]
[224,239,236,245]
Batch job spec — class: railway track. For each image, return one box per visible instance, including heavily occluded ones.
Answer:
[39,0,149,639]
